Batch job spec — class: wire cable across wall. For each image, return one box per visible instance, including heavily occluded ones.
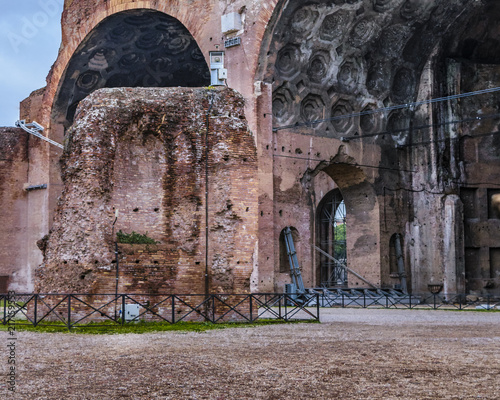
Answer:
[272,86,500,132]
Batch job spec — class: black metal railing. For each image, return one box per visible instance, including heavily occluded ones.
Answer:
[1,292,497,330]
[0,293,320,329]
[315,291,500,310]
[414,293,500,310]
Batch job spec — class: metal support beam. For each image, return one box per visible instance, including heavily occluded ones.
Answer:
[314,246,378,289]
[284,227,305,292]
[15,120,63,149]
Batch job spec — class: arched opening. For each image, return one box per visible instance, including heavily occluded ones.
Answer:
[389,234,399,278]
[388,233,407,292]
[46,8,211,228]
[52,9,210,129]
[317,189,347,288]
[311,156,382,289]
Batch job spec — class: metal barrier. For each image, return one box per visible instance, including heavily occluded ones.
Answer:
[1,292,497,330]
[0,293,320,329]
[313,290,500,310]
[415,293,500,310]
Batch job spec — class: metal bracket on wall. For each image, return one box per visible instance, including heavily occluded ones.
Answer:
[15,120,63,149]
[24,184,47,191]
[224,37,241,48]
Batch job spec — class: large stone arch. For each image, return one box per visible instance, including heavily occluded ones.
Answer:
[319,157,382,288]
[257,0,480,138]
[52,9,210,129]
[43,7,212,226]
[255,0,487,294]
[36,1,216,129]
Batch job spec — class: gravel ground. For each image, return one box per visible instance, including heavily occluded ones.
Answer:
[3,308,500,399]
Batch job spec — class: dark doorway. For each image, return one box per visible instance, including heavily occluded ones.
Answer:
[317,189,347,287]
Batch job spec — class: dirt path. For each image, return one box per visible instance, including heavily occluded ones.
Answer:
[5,309,500,399]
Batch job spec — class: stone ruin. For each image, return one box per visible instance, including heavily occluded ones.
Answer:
[36,87,258,296]
[1,0,500,303]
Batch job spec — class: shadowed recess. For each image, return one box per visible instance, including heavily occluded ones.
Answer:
[52,9,210,128]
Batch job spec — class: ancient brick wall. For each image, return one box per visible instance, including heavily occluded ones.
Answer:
[13,0,500,298]
[35,87,258,295]
[0,129,29,292]
[31,0,279,131]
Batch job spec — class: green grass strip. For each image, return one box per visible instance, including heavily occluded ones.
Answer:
[0,319,319,335]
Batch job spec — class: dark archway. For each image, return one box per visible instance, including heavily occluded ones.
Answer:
[308,153,381,288]
[317,189,347,287]
[389,233,399,277]
[52,9,210,128]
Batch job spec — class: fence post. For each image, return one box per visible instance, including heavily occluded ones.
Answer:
[284,294,288,322]
[171,295,175,324]
[316,293,320,321]
[2,295,6,325]
[121,295,125,326]
[67,295,71,330]
[34,295,38,327]
[212,295,216,323]
[249,294,253,323]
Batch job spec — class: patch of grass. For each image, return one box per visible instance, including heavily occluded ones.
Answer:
[116,230,158,244]
[445,307,500,312]
[0,319,319,335]
[0,299,25,307]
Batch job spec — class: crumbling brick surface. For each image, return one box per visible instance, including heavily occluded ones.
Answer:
[35,87,258,295]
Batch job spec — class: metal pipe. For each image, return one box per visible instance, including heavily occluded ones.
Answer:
[205,93,214,298]
[115,241,119,301]
[111,210,119,320]
[315,246,378,289]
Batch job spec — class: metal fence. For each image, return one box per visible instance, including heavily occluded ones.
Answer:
[0,293,320,329]
[315,291,500,310]
[1,291,498,330]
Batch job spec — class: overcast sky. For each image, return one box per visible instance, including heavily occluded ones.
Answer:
[0,1,63,127]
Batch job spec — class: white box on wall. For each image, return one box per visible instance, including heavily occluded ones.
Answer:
[221,12,242,35]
